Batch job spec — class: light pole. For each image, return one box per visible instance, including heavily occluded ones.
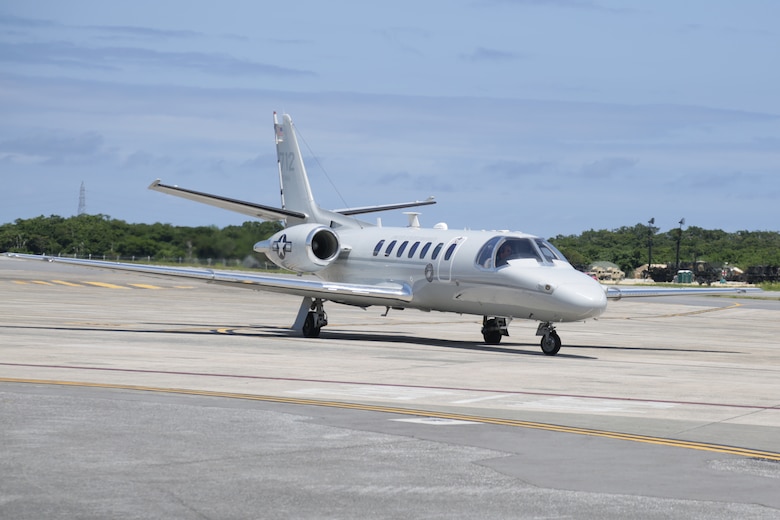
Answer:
[675,218,685,270]
[647,217,654,279]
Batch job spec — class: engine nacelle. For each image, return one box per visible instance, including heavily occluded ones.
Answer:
[254,224,340,273]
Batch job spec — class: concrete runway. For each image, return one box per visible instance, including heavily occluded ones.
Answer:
[2,256,779,518]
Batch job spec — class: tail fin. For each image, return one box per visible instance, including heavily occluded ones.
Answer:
[274,112,318,222]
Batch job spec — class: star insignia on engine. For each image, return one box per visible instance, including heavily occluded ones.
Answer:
[272,234,293,259]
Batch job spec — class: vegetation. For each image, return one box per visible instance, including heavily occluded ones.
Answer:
[0,214,283,263]
[2,216,778,276]
[548,223,780,275]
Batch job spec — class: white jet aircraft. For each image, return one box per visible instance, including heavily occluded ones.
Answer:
[7,113,758,355]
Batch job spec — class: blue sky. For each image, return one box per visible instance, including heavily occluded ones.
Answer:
[1,0,778,238]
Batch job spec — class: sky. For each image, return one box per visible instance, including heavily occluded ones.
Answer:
[1,0,779,239]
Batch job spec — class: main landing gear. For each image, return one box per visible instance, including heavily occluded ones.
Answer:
[301,298,328,338]
[482,316,562,356]
[481,317,508,345]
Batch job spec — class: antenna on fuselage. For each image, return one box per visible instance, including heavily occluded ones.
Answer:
[403,212,421,228]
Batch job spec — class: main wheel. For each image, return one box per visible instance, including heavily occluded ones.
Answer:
[302,312,321,338]
[540,331,561,356]
[483,329,502,345]
[482,318,502,344]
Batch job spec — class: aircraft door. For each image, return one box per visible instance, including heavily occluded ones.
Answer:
[437,236,466,282]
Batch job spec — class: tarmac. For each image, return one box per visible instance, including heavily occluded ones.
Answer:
[2,255,779,519]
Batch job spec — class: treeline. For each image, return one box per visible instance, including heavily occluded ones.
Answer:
[0,214,283,261]
[2,216,779,274]
[549,223,780,274]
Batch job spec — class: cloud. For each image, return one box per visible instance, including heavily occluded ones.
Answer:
[460,47,523,63]
[0,41,316,77]
[0,131,104,161]
[485,160,555,178]
[579,157,638,178]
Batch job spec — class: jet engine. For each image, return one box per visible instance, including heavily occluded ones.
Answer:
[254,224,340,273]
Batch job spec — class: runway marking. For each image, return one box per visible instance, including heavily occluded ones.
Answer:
[81,281,131,289]
[1,361,777,411]
[6,279,192,289]
[2,377,780,462]
[51,280,84,287]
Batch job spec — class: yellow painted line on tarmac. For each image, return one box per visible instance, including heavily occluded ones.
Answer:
[12,280,29,285]
[128,283,162,289]
[31,280,54,286]
[81,281,131,289]
[2,377,779,462]
[51,280,84,287]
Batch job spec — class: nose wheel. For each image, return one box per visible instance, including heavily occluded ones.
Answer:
[536,322,561,356]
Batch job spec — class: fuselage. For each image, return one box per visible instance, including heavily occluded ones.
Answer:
[314,226,608,323]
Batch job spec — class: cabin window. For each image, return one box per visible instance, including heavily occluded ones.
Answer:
[408,241,420,258]
[397,241,409,257]
[444,243,457,261]
[420,242,432,259]
[384,240,397,257]
[431,242,444,260]
[373,240,385,257]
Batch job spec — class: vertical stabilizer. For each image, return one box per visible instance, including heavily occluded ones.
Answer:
[274,112,319,224]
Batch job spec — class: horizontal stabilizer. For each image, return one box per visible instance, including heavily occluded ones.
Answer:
[335,197,436,216]
[148,180,306,221]
[605,285,761,299]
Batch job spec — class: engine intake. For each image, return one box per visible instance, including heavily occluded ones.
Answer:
[254,224,340,273]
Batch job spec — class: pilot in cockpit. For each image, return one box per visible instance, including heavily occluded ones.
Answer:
[496,242,513,267]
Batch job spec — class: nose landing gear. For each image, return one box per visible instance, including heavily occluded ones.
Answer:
[536,322,561,356]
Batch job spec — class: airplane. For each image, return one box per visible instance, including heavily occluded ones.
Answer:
[6,112,759,356]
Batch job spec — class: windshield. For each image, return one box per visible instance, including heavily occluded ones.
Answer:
[535,239,568,263]
[476,237,543,269]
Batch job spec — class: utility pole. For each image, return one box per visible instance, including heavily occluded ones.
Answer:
[674,218,685,270]
[77,181,86,215]
[646,217,654,279]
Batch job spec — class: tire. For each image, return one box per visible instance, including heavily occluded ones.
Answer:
[540,332,561,356]
[302,313,321,338]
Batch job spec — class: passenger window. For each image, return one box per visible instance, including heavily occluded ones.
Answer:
[384,240,397,257]
[444,243,457,261]
[408,241,420,258]
[373,240,385,257]
[397,241,408,257]
[420,242,432,259]
[431,242,444,260]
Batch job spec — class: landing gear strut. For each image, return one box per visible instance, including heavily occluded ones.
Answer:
[536,322,561,356]
[482,316,509,345]
[302,298,328,338]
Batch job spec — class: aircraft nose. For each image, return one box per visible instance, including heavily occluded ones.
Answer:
[553,276,608,320]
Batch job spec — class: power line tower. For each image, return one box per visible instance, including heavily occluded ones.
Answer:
[77,181,86,215]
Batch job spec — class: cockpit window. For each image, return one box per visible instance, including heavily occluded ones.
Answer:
[476,236,502,269]
[476,236,542,269]
[535,239,568,263]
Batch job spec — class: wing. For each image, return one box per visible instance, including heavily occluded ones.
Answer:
[148,180,306,221]
[5,253,412,307]
[605,285,760,300]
